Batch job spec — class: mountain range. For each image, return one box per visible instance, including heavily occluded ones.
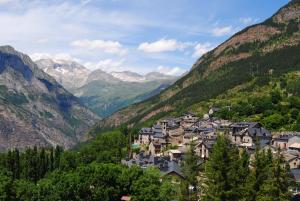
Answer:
[35,59,177,117]
[92,0,300,131]
[0,46,99,151]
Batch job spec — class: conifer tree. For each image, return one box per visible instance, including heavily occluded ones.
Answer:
[54,146,62,169]
[256,150,292,201]
[201,135,248,201]
[14,149,20,180]
[49,147,54,171]
[182,141,200,200]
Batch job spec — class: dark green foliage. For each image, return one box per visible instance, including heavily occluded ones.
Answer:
[201,135,249,201]
[246,149,292,201]
[0,146,63,183]
[182,142,200,188]
[78,130,126,164]
[202,136,292,201]
[212,73,300,131]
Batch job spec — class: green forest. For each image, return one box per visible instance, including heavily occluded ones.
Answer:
[0,129,295,201]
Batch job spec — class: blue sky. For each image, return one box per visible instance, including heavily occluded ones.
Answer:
[0,0,290,75]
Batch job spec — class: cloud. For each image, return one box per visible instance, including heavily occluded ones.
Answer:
[30,53,81,63]
[212,26,234,37]
[239,17,258,25]
[138,39,192,53]
[192,43,215,58]
[70,39,127,55]
[84,59,124,71]
[156,65,186,76]
[0,0,13,4]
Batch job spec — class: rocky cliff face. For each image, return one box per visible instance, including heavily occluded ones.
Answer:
[35,59,90,91]
[91,0,300,131]
[0,46,99,151]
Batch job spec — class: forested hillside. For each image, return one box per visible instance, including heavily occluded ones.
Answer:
[92,0,300,132]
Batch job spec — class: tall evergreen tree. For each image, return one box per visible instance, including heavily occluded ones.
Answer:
[201,135,248,201]
[13,149,20,180]
[182,141,200,200]
[256,150,292,201]
[54,146,62,169]
[246,148,273,201]
[49,147,54,171]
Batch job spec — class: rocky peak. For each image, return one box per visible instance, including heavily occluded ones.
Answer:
[272,0,300,23]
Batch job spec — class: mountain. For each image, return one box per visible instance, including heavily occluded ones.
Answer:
[111,71,146,82]
[92,0,300,131]
[86,69,120,84]
[0,46,99,151]
[35,59,178,117]
[111,71,176,82]
[35,59,90,91]
[76,79,175,118]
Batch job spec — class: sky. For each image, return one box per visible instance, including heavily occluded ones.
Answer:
[0,0,290,75]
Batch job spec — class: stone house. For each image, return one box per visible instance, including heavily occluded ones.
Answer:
[282,151,300,169]
[138,127,154,145]
[229,122,271,146]
[195,139,216,159]
[181,112,199,128]
[288,136,300,151]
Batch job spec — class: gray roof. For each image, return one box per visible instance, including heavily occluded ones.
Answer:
[153,132,165,139]
[203,139,216,149]
[122,154,184,178]
[139,127,154,135]
[247,127,271,138]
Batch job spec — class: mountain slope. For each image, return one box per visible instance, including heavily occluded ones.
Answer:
[92,0,300,130]
[0,46,99,151]
[76,79,175,118]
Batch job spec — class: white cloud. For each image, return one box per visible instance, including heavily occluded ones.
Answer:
[156,65,186,76]
[0,0,13,4]
[84,59,124,71]
[30,53,81,63]
[70,39,127,55]
[138,39,192,53]
[239,17,258,25]
[212,26,234,37]
[192,43,215,58]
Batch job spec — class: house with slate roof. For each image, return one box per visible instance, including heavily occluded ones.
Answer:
[229,122,271,147]
[138,127,154,145]
[195,138,217,159]
[121,152,185,182]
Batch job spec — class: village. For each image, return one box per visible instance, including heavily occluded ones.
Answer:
[122,108,300,186]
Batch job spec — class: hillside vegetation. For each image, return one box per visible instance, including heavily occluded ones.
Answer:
[92,0,300,133]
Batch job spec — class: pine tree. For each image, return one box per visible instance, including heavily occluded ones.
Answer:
[246,148,273,201]
[183,141,200,187]
[256,150,292,201]
[201,135,248,201]
[39,147,47,178]
[49,147,54,171]
[14,149,20,180]
[32,146,39,183]
[54,146,62,169]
